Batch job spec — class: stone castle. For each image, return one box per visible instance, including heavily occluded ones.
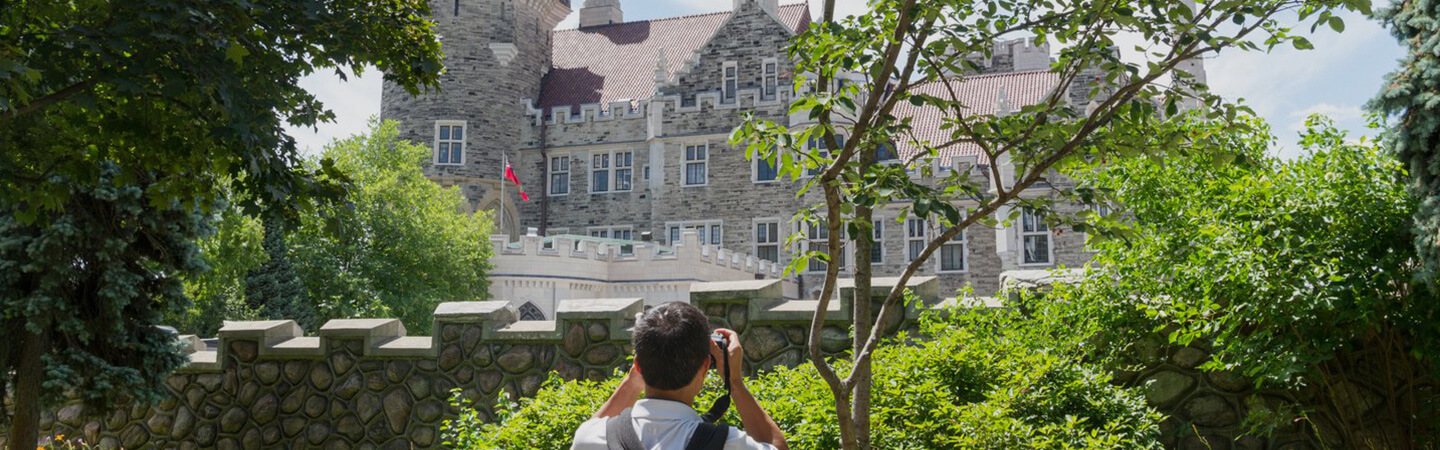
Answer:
[379,0,1207,302]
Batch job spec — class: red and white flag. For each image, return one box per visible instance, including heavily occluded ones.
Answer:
[503,156,529,201]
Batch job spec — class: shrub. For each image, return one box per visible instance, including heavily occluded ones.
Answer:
[1058,116,1440,445]
[443,307,1163,449]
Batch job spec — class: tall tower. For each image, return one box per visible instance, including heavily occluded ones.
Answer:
[380,0,571,236]
[1175,0,1209,111]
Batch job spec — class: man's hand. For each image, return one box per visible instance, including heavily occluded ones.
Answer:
[711,328,744,385]
[621,361,644,390]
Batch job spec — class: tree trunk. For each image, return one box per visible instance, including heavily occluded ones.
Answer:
[8,327,47,450]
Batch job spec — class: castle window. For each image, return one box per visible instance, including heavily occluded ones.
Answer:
[1020,208,1052,265]
[722,61,738,103]
[938,220,967,273]
[591,153,610,193]
[906,218,926,262]
[549,156,570,196]
[762,59,778,100]
[588,226,633,241]
[870,219,884,264]
[805,221,846,273]
[684,144,707,186]
[614,151,633,191]
[754,149,778,183]
[667,220,721,246]
[434,121,465,165]
[518,302,545,321]
[754,219,780,263]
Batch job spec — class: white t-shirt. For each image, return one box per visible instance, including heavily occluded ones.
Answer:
[571,399,777,450]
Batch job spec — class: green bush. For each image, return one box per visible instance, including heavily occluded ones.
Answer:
[443,307,1163,449]
[1058,116,1440,444]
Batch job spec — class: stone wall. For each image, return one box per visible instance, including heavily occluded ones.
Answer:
[1000,270,1361,450]
[2,277,945,449]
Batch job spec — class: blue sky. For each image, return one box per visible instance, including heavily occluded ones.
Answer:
[285,0,1405,159]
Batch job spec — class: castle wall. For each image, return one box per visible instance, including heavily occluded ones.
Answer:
[4,278,944,449]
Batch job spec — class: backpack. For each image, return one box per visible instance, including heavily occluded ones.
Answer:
[605,409,730,450]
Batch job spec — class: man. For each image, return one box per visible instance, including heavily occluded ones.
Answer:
[571,302,789,450]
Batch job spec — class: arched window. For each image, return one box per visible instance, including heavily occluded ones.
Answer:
[518,302,545,321]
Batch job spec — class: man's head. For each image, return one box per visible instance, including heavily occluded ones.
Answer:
[632,302,712,391]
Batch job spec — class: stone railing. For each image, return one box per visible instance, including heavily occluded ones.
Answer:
[491,230,785,281]
[4,277,947,449]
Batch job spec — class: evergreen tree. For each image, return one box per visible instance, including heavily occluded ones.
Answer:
[245,217,319,330]
[1372,0,1440,284]
[0,165,203,447]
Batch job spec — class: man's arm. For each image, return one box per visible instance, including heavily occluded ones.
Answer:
[591,362,645,419]
[714,328,788,450]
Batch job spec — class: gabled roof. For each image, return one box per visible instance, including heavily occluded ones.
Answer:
[541,3,811,113]
[889,70,1061,164]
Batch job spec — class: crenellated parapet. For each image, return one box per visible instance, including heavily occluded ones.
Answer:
[5,275,978,449]
[522,85,795,127]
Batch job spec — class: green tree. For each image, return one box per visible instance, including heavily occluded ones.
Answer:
[165,196,266,337]
[1057,116,1439,447]
[731,0,1367,447]
[1370,0,1440,285]
[245,216,319,331]
[0,165,207,450]
[287,120,495,334]
[0,0,443,446]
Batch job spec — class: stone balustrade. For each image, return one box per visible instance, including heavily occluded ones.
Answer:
[4,277,957,450]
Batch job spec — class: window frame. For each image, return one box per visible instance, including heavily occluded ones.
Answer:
[590,152,611,193]
[683,143,709,187]
[753,218,782,263]
[588,150,634,194]
[722,61,738,103]
[752,149,780,183]
[548,155,571,196]
[936,221,968,273]
[587,226,634,241]
[433,120,467,166]
[1020,208,1053,266]
[761,58,779,100]
[870,218,885,265]
[666,220,723,246]
[906,217,927,262]
[803,220,848,274]
[804,135,845,177]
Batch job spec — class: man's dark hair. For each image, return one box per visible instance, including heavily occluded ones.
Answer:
[633,302,712,390]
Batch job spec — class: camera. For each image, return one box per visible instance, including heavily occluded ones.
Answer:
[710,332,729,352]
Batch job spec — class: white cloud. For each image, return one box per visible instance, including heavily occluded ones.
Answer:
[285,67,382,157]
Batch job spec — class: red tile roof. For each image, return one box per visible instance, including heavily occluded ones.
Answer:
[889,70,1061,165]
[542,3,811,113]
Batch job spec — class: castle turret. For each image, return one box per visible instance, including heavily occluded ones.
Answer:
[578,0,622,28]
[380,0,571,236]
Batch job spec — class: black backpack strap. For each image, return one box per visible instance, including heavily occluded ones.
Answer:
[605,410,644,450]
[684,422,731,450]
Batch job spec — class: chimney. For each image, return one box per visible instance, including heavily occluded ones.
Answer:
[578,0,622,28]
[734,0,778,16]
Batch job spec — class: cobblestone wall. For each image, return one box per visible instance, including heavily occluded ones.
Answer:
[2,277,943,449]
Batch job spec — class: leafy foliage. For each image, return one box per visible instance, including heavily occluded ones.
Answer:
[1057,116,1440,444]
[0,0,444,223]
[0,164,203,418]
[164,196,266,336]
[444,308,1163,449]
[284,120,494,333]
[730,0,1367,445]
[245,217,319,331]
[1370,0,1440,285]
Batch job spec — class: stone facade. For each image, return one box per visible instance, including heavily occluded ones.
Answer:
[380,0,1202,300]
[2,277,944,449]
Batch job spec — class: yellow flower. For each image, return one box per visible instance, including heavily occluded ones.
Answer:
[55,435,63,441]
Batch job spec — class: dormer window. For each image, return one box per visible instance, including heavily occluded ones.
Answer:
[722,61,738,103]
